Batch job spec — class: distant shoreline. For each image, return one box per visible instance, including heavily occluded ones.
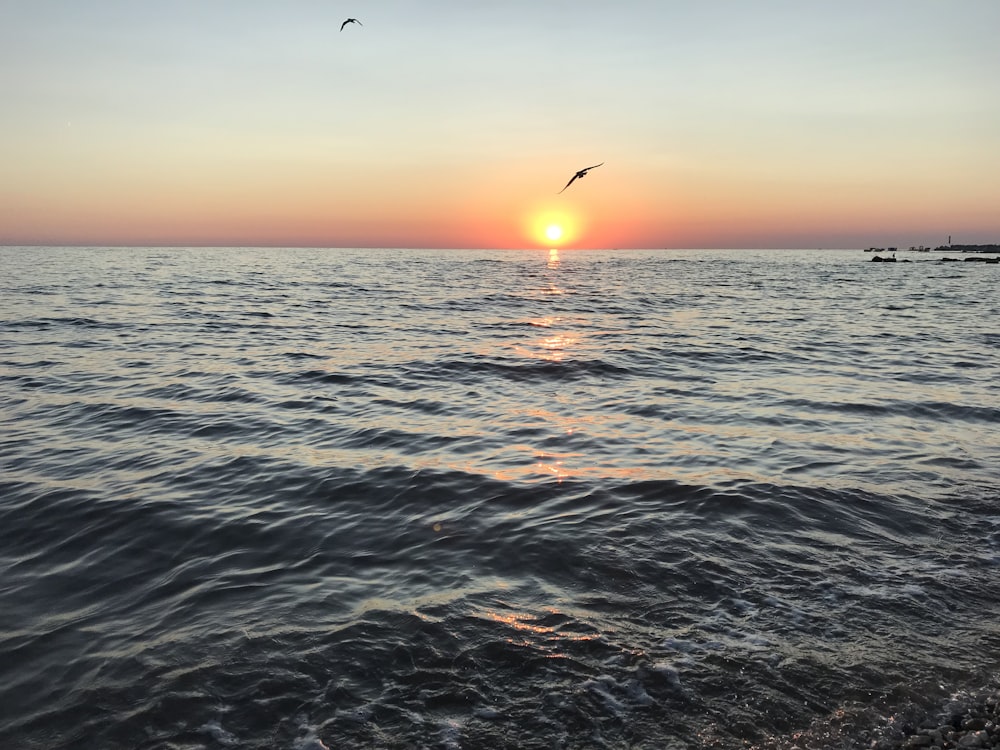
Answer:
[865,244,1000,254]
[934,244,1000,253]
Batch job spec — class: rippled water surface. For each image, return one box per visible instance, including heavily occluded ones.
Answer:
[2,246,999,749]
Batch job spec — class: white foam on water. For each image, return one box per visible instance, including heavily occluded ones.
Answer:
[581,672,661,718]
[583,676,627,719]
[335,704,373,724]
[293,730,330,750]
[660,636,725,654]
[472,705,503,720]
[293,716,330,750]
[437,718,464,750]
[199,720,239,747]
[640,660,685,690]
[621,677,654,706]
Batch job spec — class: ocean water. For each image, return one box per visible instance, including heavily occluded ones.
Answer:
[1,246,999,750]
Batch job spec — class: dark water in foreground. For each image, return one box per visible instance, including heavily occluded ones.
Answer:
[2,246,999,749]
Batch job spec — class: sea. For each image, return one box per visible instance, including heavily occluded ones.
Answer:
[1,246,999,750]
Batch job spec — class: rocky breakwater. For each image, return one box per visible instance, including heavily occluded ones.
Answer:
[933,244,1000,263]
[937,256,999,263]
[933,244,1000,253]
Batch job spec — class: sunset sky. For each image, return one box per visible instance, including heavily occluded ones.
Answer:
[2,1,998,249]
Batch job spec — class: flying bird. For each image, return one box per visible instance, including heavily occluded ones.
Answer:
[558,163,603,194]
[340,18,362,31]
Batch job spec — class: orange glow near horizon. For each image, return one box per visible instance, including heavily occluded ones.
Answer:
[525,203,584,248]
[6,153,996,249]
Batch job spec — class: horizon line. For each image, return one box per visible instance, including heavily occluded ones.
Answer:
[0,244,875,252]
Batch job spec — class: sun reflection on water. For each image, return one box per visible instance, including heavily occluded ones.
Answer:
[478,607,605,655]
[514,331,582,363]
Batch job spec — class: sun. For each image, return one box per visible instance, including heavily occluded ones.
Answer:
[525,205,580,247]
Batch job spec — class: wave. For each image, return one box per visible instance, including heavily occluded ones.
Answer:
[779,396,1000,424]
[3,247,1000,749]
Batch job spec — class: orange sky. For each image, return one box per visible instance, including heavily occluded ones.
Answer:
[2,2,999,249]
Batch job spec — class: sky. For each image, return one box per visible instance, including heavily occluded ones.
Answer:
[2,1,998,250]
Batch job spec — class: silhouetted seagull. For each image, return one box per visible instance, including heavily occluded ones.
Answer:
[340,18,362,31]
[558,163,603,193]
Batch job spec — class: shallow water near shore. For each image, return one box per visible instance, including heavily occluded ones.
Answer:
[2,246,999,749]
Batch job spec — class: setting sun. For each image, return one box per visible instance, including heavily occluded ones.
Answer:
[525,204,582,247]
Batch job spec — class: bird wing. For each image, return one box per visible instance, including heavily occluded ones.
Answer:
[340,19,348,30]
[558,175,579,194]
[583,162,604,172]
